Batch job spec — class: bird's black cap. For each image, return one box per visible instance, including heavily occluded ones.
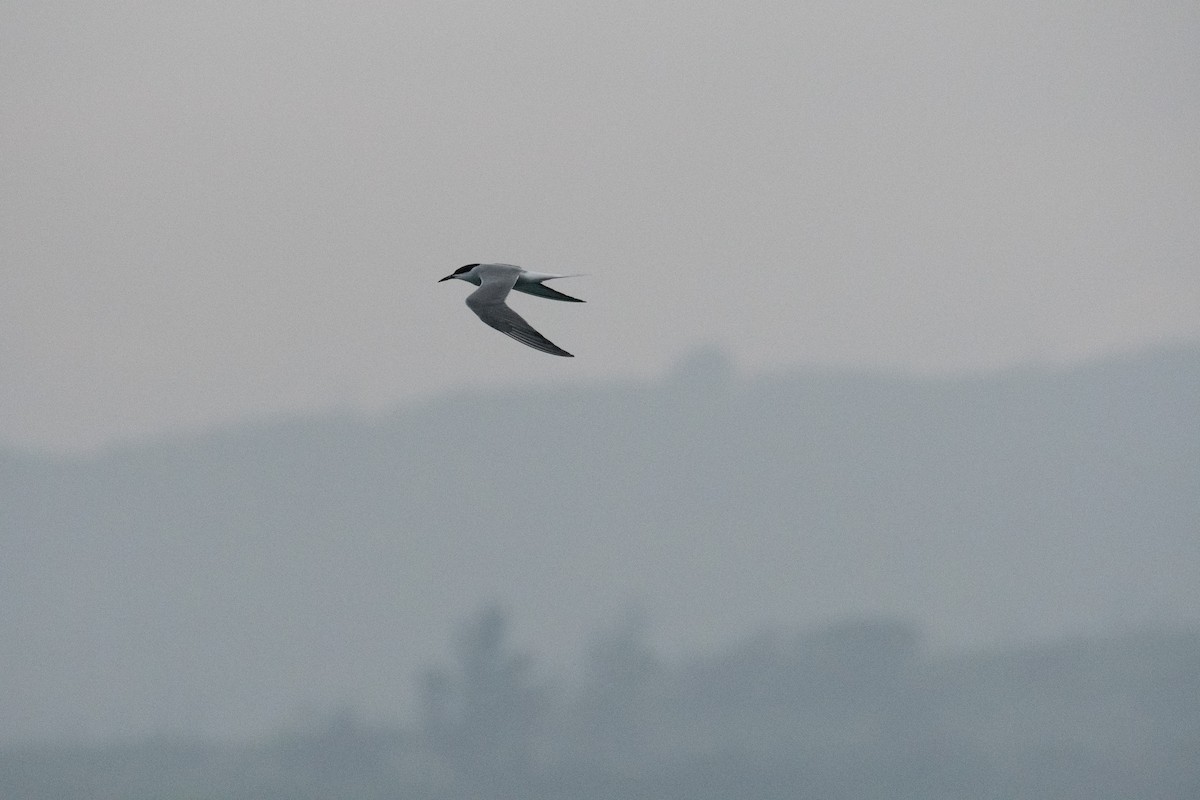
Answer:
[438,263,480,282]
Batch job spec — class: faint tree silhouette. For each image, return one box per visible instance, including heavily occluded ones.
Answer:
[417,604,547,786]
[570,610,661,766]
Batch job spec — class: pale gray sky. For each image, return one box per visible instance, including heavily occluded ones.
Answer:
[4,0,1199,452]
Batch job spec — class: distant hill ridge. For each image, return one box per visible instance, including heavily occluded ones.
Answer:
[2,344,1197,742]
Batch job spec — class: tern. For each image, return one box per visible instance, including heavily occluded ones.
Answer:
[438,263,583,357]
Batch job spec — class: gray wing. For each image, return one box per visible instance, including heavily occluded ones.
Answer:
[512,270,586,303]
[465,268,574,357]
[511,282,585,303]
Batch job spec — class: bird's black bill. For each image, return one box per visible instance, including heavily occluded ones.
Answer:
[443,263,480,282]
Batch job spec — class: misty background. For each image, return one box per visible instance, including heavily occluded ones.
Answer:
[3,1,1199,797]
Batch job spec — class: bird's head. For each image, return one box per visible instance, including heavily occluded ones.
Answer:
[438,263,482,284]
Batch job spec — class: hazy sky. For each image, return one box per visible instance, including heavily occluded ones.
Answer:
[4,0,1198,452]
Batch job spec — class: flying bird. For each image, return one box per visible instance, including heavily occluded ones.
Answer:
[438,263,584,357]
